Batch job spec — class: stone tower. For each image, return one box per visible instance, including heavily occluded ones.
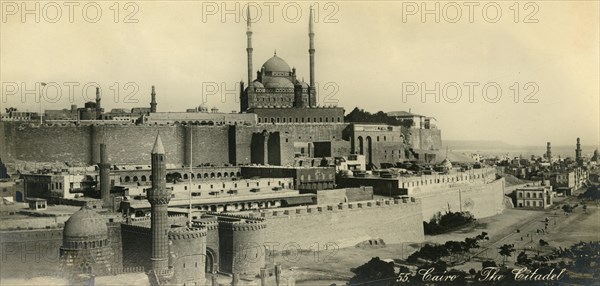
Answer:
[546,142,552,161]
[150,86,157,113]
[147,134,173,282]
[98,143,111,208]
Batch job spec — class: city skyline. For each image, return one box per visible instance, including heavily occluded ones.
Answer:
[1,1,598,146]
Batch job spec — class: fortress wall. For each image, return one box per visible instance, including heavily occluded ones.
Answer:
[91,125,186,165]
[232,124,349,165]
[255,199,424,249]
[188,126,230,166]
[2,122,351,167]
[12,123,92,164]
[412,178,506,221]
[0,228,63,278]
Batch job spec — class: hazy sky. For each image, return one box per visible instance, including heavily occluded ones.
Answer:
[1,1,598,146]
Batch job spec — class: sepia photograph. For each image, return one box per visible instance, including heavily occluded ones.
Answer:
[0,1,598,285]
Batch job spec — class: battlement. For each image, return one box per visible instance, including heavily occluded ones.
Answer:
[191,217,219,230]
[217,218,267,231]
[252,197,419,219]
[168,227,206,240]
[206,211,265,222]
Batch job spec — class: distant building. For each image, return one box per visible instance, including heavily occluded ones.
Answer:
[515,186,553,208]
[386,111,437,129]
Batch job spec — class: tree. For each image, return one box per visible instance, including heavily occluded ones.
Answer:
[562,204,573,213]
[349,257,397,286]
[499,244,516,266]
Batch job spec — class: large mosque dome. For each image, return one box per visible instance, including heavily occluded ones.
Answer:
[263,77,294,89]
[63,206,108,242]
[262,55,291,73]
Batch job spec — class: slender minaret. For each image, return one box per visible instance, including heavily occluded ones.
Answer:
[95,87,102,119]
[150,86,157,113]
[575,137,582,161]
[246,7,253,88]
[147,134,171,274]
[308,6,316,107]
[546,142,552,161]
[98,143,111,208]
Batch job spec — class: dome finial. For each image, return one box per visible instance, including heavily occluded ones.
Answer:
[274,49,277,56]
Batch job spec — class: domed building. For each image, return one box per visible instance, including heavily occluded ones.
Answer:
[241,53,312,110]
[238,7,345,125]
[60,205,113,278]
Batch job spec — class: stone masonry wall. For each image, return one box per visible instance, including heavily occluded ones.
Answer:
[250,199,424,249]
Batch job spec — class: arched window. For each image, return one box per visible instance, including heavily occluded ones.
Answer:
[133,176,138,182]
[141,175,147,182]
[125,176,131,182]
[183,174,188,180]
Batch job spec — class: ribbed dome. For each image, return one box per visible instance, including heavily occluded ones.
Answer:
[262,55,291,73]
[64,206,108,240]
[263,77,294,89]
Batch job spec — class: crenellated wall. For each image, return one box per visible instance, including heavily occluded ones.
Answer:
[247,198,424,249]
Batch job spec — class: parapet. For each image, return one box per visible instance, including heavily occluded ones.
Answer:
[252,197,419,219]
[217,217,267,231]
[167,227,206,240]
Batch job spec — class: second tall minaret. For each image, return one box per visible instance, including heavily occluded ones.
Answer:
[148,134,171,277]
[308,6,316,107]
[246,7,254,89]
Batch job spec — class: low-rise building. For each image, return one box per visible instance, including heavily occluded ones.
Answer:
[515,186,553,209]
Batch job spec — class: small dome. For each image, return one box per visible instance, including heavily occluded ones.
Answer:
[198,104,208,112]
[440,158,453,168]
[262,55,291,73]
[64,206,108,240]
[300,81,310,88]
[263,77,294,89]
[252,80,264,88]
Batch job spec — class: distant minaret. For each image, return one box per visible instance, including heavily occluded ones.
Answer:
[150,86,157,113]
[546,142,552,161]
[308,6,316,107]
[95,87,102,119]
[246,7,253,88]
[98,144,111,208]
[575,137,582,161]
[147,134,171,276]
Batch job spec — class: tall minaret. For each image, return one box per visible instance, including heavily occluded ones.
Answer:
[147,134,171,276]
[246,7,253,88]
[95,87,102,119]
[150,86,157,113]
[98,143,111,209]
[308,6,316,107]
[546,142,552,162]
[575,137,582,161]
